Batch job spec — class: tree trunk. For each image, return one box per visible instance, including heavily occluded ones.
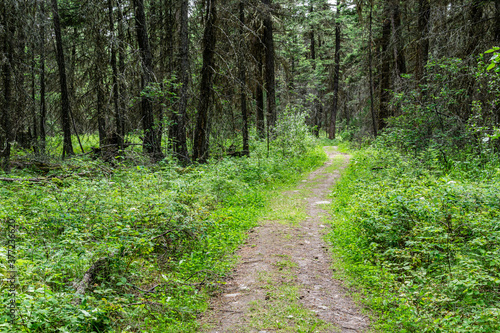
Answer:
[31,38,38,155]
[465,0,484,57]
[239,1,249,156]
[378,7,391,132]
[107,0,123,149]
[310,4,320,138]
[415,0,430,83]
[95,27,107,148]
[50,0,74,158]
[254,30,265,139]
[391,0,406,78]
[1,1,13,171]
[328,0,341,140]
[40,0,47,154]
[368,0,377,137]
[263,0,276,131]
[97,76,106,147]
[495,0,500,42]
[193,0,217,163]
[173,0,190,164]
[133,0,163,161]
[117,2,126,142]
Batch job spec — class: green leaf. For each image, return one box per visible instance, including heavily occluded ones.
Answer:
[487,63,496,71]
[485,47,500,53]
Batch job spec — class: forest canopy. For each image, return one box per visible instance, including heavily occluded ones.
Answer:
[1,0,499,167]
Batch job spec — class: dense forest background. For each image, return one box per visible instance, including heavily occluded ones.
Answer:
[1,0,498,168]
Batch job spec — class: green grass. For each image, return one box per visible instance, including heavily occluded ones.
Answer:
[246,265,335,333]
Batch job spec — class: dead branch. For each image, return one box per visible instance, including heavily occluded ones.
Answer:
[0,171,91,183]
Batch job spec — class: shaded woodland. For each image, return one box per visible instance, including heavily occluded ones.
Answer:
[1,0,498,169]
[2,1,500,332]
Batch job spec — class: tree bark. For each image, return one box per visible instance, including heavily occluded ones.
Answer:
[495,0,500,42]
[31,37,38,155]
[117,1,126,143]
[465,0,484,57]
[368,0,377,137]
[50,0,74,158]
[173,0,190,164]
[415,0,430,84]
[328,0,341,140]
[1,1,14,171]
[133,0,163,161]
[254,29,265,139]
[263,0,276,131]
[378,6,391,132]
[95,25,107,148]
[40,0,47,154]
[390,0,406,78]
[239,1,249,156]
[107,0,123,149]
[193,0,217,163]
[310,4,320,138]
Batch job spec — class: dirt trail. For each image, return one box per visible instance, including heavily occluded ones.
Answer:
[200,147,370,333]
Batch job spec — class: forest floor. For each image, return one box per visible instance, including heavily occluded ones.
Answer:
[200,147,370,333]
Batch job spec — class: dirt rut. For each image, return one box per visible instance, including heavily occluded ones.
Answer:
[200,147,370,333]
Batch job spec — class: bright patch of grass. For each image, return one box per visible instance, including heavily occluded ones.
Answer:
[247,269,335,333]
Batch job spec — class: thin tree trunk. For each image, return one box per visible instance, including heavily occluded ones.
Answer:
[255,33,265,139]
[95,27,107,148]
[378,7,391,132]
[50,0,74,158]
[368,0,377,137]
[328,0,341,140]
[133,0,163,161]
[193,0,217,163]
[117,0,126,142]
[415,0,430,84]
[173,0,190,164]
[263,0,276,131]
[465,0,484,57]
[97,77,106,147]
[391,0,406,78]
[1,1,13,171]
[14,21,27,149]
[107,0,123,149]
[310,4,320,137]
[239,1,249,156]
[31,35,38,155]
[495,0,500,42]
[40,0,47,154]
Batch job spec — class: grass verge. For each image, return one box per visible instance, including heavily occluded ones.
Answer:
[326,146,500,333]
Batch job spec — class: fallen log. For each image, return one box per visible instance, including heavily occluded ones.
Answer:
[0,171,90,183]
[72,257,112,305]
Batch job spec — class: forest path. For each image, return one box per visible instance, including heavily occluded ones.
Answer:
[200,147,370,333]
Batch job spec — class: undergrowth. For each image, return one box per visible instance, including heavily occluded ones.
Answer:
[0,136,326,332]
[328,145,500,333]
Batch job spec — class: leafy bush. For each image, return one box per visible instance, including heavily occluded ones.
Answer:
[0,140,325,332]
[328,147,500,332]
[273,106,315,158]
[381,56,500,170]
